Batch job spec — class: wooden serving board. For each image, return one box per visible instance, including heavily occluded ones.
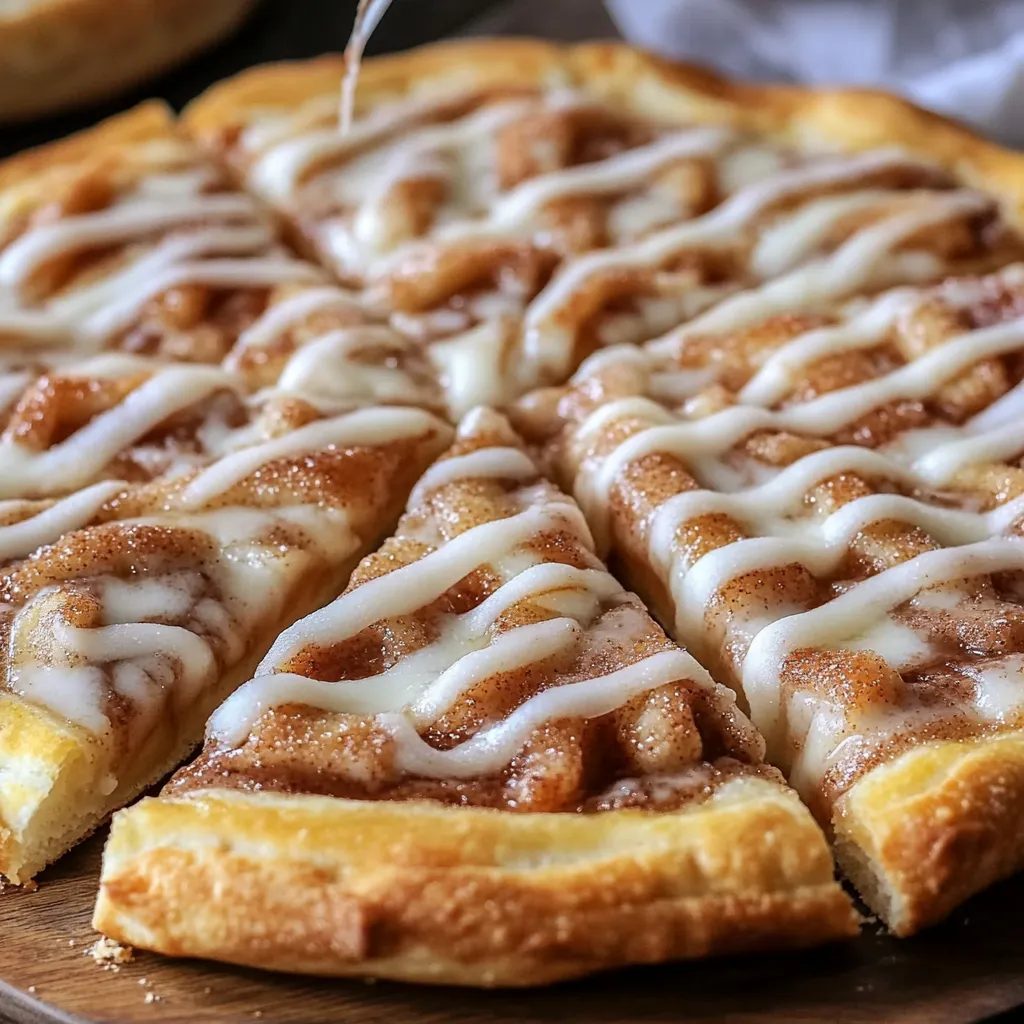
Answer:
[0,826,1022,1024]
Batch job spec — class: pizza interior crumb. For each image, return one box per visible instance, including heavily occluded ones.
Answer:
[88,936,135,968]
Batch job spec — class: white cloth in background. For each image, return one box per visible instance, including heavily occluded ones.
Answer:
[606,0,1024,145]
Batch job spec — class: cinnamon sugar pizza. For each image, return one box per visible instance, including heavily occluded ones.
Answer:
[94,409,857,985]
[0,32,1015,981]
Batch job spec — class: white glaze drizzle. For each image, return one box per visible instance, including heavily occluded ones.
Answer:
[205,437,728,782]
[0,480,125,560]
[5,498,364,739]
[650,190,988,352]
[254,500,586,672]
[78,257,320,345]
[523,151,956,376]
[408,445,537,507]
[208,560,623,745]
[743,538,1024,741]
[425,127,735,250]
[662,488,1024,649]
[578,310,1024,541]
[0,164,326,354]
[270,326,429,409]
[379,648,711,780]
[0,366,241,499]
[229,286,360,362]
[339,0,395,135]
[0,193,261,291]
[736,288,914,406]
[181,406,440,508]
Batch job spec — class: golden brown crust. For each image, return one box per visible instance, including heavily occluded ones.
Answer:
[0,558,361,884]
[0,100,177,194]
[94,782,858,986]
[183,40,569,141]
[0,0,254,122]
[834,732,1024,936]
[184,39,1024,222]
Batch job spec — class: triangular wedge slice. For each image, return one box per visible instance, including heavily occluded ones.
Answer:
[519,264,1024,936]
[0,390,449,882]
[94,408,857,986]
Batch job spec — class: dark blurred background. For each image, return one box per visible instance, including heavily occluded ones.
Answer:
[0,0,503,158]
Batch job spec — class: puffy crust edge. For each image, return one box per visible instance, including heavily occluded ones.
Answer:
[0,0,255,123]
[182,39,1024,222]
[0,100,180,196]
[0,558,365,884]
[93,780,859,987]
[834,731,1024,936]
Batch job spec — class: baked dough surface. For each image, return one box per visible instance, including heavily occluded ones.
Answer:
[95,776,857,985]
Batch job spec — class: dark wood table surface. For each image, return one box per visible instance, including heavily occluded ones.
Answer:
[1,2,1021,1021]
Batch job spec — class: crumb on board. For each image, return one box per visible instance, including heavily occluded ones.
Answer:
[23,880,38,892]
[88,936,135,967]
[27,986,36,995]
[144,991,162,1004]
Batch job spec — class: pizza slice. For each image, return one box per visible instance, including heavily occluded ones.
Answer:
[94,408,857,986]
[0,375,450,881]
[519,263,1024,935]
[182,41,1024,417]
